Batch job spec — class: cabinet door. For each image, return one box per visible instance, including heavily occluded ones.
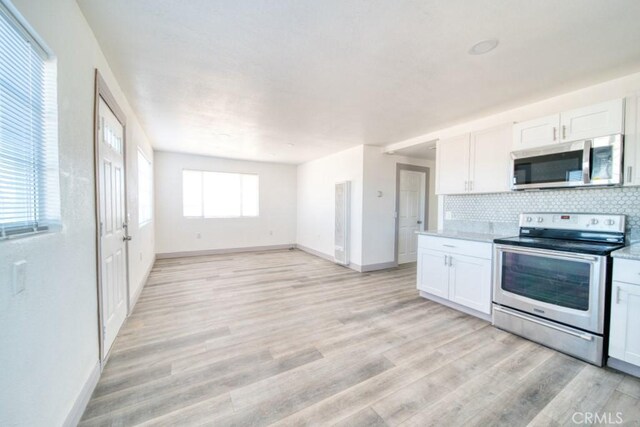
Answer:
[624,93,640,186]
[436,134,470,195]
[560,99,624,142]
[417,248,449,299]
[512,114,560,150]
[448,254,492,314]
[609,281,640,366]
[469,124,511,193]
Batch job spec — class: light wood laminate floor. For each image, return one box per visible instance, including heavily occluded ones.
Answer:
[80,249,640,426]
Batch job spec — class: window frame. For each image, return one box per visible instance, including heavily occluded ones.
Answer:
[137,148,152,227]
[182,169,260,219]
[0,0,60,240]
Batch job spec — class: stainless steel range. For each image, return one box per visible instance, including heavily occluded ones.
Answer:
[493,212,626,366]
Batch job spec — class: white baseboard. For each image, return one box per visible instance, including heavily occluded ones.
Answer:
[294,245,398,273]
[295,244,334,262]
[360,261,398,272]
[156,244,296,259]
[63,361,100,427]
[129,254,155,313]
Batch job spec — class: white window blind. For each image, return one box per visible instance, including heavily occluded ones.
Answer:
[182,170,259,218]
[0,2,60,239]
[137,149,152,226]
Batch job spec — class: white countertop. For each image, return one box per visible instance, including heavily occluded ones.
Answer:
[612,243,640,261]
[416,230,512,244]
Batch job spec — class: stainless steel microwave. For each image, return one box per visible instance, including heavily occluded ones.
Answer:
[511,134,623,190]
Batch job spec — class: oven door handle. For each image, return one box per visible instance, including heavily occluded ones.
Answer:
[495,244,601,263]
[494,306,594,341]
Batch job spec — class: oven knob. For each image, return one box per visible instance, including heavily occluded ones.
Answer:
[525,216,533,223]
[591,218,599,225]
[537,217,544,223]
[605,219,615,226]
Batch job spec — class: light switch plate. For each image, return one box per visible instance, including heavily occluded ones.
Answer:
[13,260,26,295]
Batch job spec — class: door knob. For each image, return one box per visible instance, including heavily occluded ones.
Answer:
[123,235,132,241]
[417,220,423,224]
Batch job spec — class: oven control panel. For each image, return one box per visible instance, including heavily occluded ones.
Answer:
[519,213,625,233]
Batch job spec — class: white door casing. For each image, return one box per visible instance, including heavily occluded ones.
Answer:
[98,97,128,356]
[398,170,425,264]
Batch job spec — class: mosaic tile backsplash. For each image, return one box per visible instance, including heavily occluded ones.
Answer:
[443,186,640,242]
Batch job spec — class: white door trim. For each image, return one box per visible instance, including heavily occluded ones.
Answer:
[93,70,130,366]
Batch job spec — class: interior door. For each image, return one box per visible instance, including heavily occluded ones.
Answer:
[98,97,128,356]
[398,170,425,264]
[417,248,449,298]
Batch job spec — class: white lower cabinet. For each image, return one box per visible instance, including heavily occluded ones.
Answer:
[417,235,492,316]
[448,254,492,314]
[417,248,449,298]
[609,258,640,367]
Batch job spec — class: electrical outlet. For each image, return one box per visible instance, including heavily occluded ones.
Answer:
[445,211,453,220]
[13,260,26,295]
[269,230,273,236]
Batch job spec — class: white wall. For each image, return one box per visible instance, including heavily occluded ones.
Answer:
[154,151,297,255]
[361,146,435,266]
[386,71,640,152]
[296,145,364,266]
[0,0,154,425]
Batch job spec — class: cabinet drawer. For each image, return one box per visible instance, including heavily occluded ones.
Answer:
[418,235,492,259]
[613,258,640,285]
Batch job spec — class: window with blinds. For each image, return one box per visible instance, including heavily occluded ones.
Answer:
[0,2,60,239]
[182,170,259,218]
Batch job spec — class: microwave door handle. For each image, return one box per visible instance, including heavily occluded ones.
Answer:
[582,140,591,184]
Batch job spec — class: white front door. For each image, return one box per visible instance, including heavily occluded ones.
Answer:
[98,97,128,356]
[398,169,426,264]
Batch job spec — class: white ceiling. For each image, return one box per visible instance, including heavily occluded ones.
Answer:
[77,0,640,164]
[394,141,437,160]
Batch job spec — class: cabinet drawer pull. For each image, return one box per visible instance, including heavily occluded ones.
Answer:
[627,166,633,183]
[616,286,621,304]
[562,125,567,140]
[553,127,557,141]
[443,244,456,248]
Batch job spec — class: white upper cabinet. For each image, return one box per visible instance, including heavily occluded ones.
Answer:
[436,125,512,195]
[512,99,624,150]
[624,92,640,186]
[560,99,624,142]
[512,114,560,150]
[469,124,511,193]
[436,134,470,195]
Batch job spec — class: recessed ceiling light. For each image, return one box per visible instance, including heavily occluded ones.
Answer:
[468,38,499,55]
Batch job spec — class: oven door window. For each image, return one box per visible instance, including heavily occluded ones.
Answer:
[501,252,591,311]
[513,149,584,185]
